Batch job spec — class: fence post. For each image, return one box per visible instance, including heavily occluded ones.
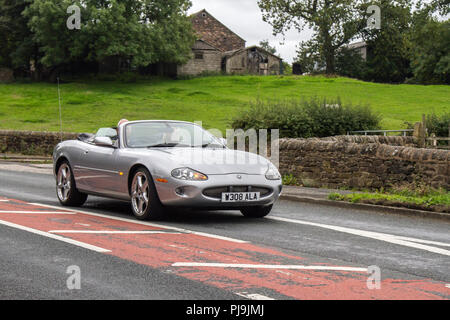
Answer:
[414,122,425,148]
[431,133,437,147]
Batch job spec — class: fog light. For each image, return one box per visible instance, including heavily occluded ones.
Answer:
[175,187,185,196]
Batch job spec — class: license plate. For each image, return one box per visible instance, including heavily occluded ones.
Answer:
[221,192,260,203]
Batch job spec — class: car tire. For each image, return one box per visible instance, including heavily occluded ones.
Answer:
[240,205,273,218]
[130,167,164,221]
[56,161,88,207]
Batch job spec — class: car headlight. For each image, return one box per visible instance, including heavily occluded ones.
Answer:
[265,163,281,180]
[171,168,208,181]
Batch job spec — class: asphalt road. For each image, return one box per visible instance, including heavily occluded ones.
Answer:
[0,166,449,300]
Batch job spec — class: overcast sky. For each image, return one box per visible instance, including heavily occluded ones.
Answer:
[188,0,314,63]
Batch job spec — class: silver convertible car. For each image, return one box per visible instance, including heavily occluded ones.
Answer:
[53,120,282,220]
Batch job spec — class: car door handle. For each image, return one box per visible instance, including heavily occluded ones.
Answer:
[84,150,89,155]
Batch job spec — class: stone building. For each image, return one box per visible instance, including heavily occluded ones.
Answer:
[177,40,223,76]
[224,46,282,76]
[177,9,283,76]
[190,9,246,52]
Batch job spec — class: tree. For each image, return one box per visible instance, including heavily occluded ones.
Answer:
[0,0,35,71]
[335,46,367,79]
[360,0,413,83]
[410,18,449,84]
[259,39,277,55]
[406,1,449,84]
[258,0,369,74]
[22,0,195,77]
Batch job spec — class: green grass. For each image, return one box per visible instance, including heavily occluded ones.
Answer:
[329,189,450,208]
[0,75,449,133]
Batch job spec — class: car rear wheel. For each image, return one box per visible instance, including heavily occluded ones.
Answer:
[130,167,164,221]
[240,205,273,218]
[56,161,88,207]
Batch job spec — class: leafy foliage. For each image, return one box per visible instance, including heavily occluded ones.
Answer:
[0,0,35,70]
[231,97,381,138]
[409,17,450,84]
[1,0,195,78]
[335,47,367,79]
[258,0,369,74]
[425,113,450,138]
[259,39,277,55]
[361,0,413,83]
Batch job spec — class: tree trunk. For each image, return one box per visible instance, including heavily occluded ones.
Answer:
[325,49,335,75]
[320,19,335,75]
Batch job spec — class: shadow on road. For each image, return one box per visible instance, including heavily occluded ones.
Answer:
[82,197,269,226]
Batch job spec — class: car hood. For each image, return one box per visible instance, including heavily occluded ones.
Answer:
[149,148,271,175]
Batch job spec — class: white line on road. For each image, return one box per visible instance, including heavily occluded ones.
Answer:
[172,262,368,272]
[0,200,9,202]
[235,292,276,300]
[0,211,76,214]
[30,202,249,244]
[269,216,450,256]
[49,230,182,235]
[0,219,111,253]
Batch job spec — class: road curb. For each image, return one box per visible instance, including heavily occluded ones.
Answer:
[280,194,450,221]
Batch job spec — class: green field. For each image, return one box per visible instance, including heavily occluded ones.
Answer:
[0,75,448,133]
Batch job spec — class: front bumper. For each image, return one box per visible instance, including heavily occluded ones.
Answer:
[154,173,282,208]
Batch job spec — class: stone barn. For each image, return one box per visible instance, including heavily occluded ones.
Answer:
[177,9,283,76]
[224,46,282,75]
[177,40,223,76]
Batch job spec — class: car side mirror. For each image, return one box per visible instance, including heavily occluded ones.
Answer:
[94,136,115,147]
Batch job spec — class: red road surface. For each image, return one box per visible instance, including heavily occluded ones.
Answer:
[0,197,448,300]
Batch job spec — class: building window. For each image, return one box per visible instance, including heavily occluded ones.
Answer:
[195,52,204,60]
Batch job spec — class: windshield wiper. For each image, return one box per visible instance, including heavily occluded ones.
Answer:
[146,143,189,148]
[192,143,225,149]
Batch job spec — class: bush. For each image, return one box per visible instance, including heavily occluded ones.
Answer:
[426,112,450,137]
[231,97,381,138]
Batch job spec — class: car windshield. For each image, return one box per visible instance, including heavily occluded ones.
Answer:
[124,122,224,149]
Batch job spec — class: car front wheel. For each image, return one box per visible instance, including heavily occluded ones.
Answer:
[240,205,273,218]
[130,167,164,221]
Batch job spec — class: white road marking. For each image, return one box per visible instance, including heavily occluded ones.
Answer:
[269,216,450,256]
[49,230,182,235]
[30,202,249,244]
[0,200,9,202]
[76,223,91,227]
[445,284,450,289]
[235,292,276,300]
[172,262,368,272]
[0,211,76,214]
[0,219,111,253]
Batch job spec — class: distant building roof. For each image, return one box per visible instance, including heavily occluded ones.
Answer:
[346,41,367,50]
[224,45,282,60]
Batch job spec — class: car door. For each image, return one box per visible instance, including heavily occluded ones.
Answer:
[76,143,121,196]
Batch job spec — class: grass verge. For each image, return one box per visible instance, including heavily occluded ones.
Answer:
[329,189,450,213]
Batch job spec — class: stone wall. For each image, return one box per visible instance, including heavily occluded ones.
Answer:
[1,130,448,191]
[279,137,449,190]
[177,40,223,76]
[0,130,78,156]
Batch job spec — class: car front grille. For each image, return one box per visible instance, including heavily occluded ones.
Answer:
[203,186,273,199]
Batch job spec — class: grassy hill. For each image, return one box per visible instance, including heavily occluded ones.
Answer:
[0,75,448,134]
